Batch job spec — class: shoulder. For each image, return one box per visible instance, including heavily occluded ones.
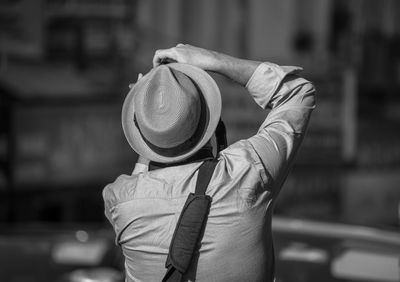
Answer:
[221,139,261,165]
[102,173,139,210]
[219,139,269,185]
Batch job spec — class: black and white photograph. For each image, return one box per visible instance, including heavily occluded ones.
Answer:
[0,1,399,281]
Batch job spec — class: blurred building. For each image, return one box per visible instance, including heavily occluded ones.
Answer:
[0,0,400,228]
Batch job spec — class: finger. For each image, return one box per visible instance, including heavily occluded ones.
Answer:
[153,49,166,68]
[160,57,177,65]
[129,73,144,89]
[152,49,176,68]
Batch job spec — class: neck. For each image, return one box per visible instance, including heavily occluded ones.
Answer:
[149,147,214,171]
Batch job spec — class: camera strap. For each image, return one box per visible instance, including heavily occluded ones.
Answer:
[162,159,218,282]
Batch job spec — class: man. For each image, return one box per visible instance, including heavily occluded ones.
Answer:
[103,44,315,281]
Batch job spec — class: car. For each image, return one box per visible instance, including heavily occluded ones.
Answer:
[1,217,399,282]
[273,217,400,282]
[0,224,123,282]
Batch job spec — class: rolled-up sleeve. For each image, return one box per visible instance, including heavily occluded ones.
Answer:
[246,62,316,188]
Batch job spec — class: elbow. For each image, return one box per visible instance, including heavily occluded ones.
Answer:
[301,81,316,109]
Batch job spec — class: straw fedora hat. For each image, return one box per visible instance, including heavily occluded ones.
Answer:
[122,63,221,164]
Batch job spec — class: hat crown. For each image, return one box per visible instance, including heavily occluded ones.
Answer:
[134,66,201,148]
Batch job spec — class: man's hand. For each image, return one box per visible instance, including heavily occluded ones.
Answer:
[129,73,143,89]
[153,44,220,71]
[152,44,260,86]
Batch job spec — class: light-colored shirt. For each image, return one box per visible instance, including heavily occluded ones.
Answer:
[103,62,316,282]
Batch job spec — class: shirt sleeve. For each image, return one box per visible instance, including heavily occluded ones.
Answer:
[245,62,316,188]
[132,163,148,174]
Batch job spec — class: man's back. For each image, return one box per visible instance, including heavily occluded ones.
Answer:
[104,45,315,282]
[104,140,274,282]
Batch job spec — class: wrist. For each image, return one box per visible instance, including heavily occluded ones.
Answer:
[209,52,232,73]
[203,50,223,72]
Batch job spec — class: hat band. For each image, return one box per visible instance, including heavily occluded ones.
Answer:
[134,90,209,158]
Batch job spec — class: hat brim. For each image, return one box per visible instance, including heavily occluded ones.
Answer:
[122,63,221,164]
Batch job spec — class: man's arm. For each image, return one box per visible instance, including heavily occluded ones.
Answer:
[246,64,315,188]
[153,44,316,190]
[153,44,260,85]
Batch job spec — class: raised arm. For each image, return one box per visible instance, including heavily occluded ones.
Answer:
[153,45,316,189]
[153,44,260,85]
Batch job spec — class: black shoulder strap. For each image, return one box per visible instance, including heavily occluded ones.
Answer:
[162,160,218,282]
[194,159,218,195]
[215,119,227,155]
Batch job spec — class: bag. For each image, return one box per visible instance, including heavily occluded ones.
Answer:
[162,160,218,282]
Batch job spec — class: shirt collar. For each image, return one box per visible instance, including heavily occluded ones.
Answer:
[149,147,214,171]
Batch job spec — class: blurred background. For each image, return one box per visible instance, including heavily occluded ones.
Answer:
[0,0,399,281]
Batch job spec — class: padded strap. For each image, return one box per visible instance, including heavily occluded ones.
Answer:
[162,160,218,282]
